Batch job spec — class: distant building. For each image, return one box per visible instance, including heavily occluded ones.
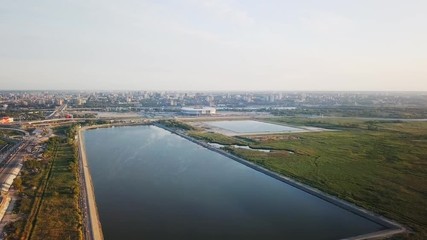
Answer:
[77,98,86,105]
[181,107,216,115]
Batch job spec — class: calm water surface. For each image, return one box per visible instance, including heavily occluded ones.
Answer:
[205,120,302,133]
[84,126,385,240]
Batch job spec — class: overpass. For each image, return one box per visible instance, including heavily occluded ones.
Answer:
[0,127,29,136]
[46,104,68,119]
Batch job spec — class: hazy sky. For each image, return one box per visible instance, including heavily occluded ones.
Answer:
[1,0,426,91]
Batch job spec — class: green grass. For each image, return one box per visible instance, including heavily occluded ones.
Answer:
[271,106,427,119]
[158,119,196,131]
[188,131,247,145]
[29,140,82,240]
[5,128,82,240]
[193,119,427,239]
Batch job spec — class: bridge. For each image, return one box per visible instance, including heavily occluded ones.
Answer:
[46,104,68,119]
[0,127,29,136]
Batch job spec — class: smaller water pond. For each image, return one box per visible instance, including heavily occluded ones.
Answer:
[204,120,302,133]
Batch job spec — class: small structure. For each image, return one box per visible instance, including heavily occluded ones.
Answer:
[1,163,23,193]
[1,117,14,124]
[181,107,216,115]
[32,129,43,137]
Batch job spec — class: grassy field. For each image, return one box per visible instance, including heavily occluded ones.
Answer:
[158,119,196,131]
[188,131,247,145]
[271,106,427,119]
[28,138,82,240]
[187,118,427,239]
[5,127,82,240]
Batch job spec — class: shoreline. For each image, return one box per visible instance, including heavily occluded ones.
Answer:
[78,126,104,240]
[154,123,407,240]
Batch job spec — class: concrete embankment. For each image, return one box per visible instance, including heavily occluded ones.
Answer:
[78,127,104,240]
[154,123,406,240]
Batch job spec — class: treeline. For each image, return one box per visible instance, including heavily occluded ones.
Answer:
[271,106,427,119]
[158,119,195,130]
[0,110,45,121]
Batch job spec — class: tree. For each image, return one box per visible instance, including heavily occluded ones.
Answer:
[13,177,23,192]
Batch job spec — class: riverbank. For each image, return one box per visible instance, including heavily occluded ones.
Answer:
[154,123,406,240]
[78,126,104,240]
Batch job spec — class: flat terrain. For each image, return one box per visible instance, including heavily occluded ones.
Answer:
[187,118,427,239]
[190,119,330,136]
[5,126,82,240]
[29,137,82,240]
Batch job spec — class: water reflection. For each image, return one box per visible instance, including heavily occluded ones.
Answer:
[85,126,385,240]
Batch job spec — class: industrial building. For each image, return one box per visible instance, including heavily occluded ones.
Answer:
[1,117,14,124]
[1,163,23,193]
[181,107,216,115]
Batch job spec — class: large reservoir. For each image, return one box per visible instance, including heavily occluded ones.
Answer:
[84,125,386,240]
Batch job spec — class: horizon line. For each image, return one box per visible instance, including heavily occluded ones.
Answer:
[1,89,427,93]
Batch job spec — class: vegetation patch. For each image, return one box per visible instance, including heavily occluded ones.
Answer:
[5,126,82,240]
[193,118,427,239]
[188,131,246,145]
[271,106,427,119]
[158,119,196,131]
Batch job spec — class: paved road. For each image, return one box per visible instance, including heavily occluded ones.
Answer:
[46,104,67,119]
[78,127,104,240]
[0,127,29,136]
[0,141,28,188]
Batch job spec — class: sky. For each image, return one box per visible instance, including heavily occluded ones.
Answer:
[0,0,426,91]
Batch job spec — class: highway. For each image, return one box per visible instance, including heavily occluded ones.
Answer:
[0,127,29,136]
[0,140,29,193]
[0,141,21,163]
[46,104,67,119]
[0,128,30,171]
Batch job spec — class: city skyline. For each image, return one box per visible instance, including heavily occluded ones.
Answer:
[1,0,426,91]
